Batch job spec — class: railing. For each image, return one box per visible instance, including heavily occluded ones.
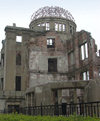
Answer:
[2,101,100,117]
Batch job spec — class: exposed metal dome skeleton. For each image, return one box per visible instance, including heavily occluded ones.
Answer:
[31,6,75,22]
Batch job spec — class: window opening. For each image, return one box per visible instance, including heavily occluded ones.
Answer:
[59,24,62,31]
[16,36,22,43]
[85,43,88,58]
[48,58,57,72]
[70,25,73,34]
[55,23,66,31]
[62,24,65,31]
[87,71,89,80]
[38,23,50,30]
[73,27,75,33]
[83,72,86,80]
[53,90,58,104]
[82,71,89,80]
[41,23,45,26]
[16,53,21,65]
[16,76,21,91]
[54,90,58,97]
[0,78,3,90]
[37,24,41,26]
[81,43,88,60]
[81,45,85,60]
[55,23,58,31]
[47,38,55,48]
[1,54,4,66]
[46,23,50,30]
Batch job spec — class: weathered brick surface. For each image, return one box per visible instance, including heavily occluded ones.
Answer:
[0,8,100,109]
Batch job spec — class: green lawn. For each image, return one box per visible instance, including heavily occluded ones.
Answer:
[0,114,99,121]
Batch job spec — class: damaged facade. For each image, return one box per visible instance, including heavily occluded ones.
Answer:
[0,6,100,111]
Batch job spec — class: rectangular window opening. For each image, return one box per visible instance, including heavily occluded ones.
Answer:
[59,24,62,31]
[0,78,3,90]
[46,23,50,30]
[1,54,4,66]
[41,23,45,26]
[70,25,73,34]
[80,43,88,60]
[85,43,88,58]
[48,58,57,72]
[83,72,86,80]
[81,45,85,60]
[55,23,58,31]
[87,71,89,80]
[37,24,41,26]
[16,36,22,43]
[16,53,21,65]
[55,23,66,32]
[16,76,21,91]
[62,24,66,31]
[82,71,89,80]
[47,38,55,48]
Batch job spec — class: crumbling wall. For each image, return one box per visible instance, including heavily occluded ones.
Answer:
[85,78,100,102]
[29,32,68,87]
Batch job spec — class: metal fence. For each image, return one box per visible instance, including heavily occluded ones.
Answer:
[1,101,100,117]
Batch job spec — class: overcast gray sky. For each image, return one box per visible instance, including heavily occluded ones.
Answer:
[0,0,100,50]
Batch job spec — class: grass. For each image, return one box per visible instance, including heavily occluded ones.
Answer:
[0,114,99,121]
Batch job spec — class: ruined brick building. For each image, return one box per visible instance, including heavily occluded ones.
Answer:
[0,6,100,111]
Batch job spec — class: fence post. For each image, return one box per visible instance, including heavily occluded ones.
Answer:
[41,103,43,116]
[97,102,99,117]
[79,103,82,115]
[54,103,59,115]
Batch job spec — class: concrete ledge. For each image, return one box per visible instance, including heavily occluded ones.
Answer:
[26,80,89,93]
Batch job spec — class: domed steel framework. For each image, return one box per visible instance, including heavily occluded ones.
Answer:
[31,6,75,22]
